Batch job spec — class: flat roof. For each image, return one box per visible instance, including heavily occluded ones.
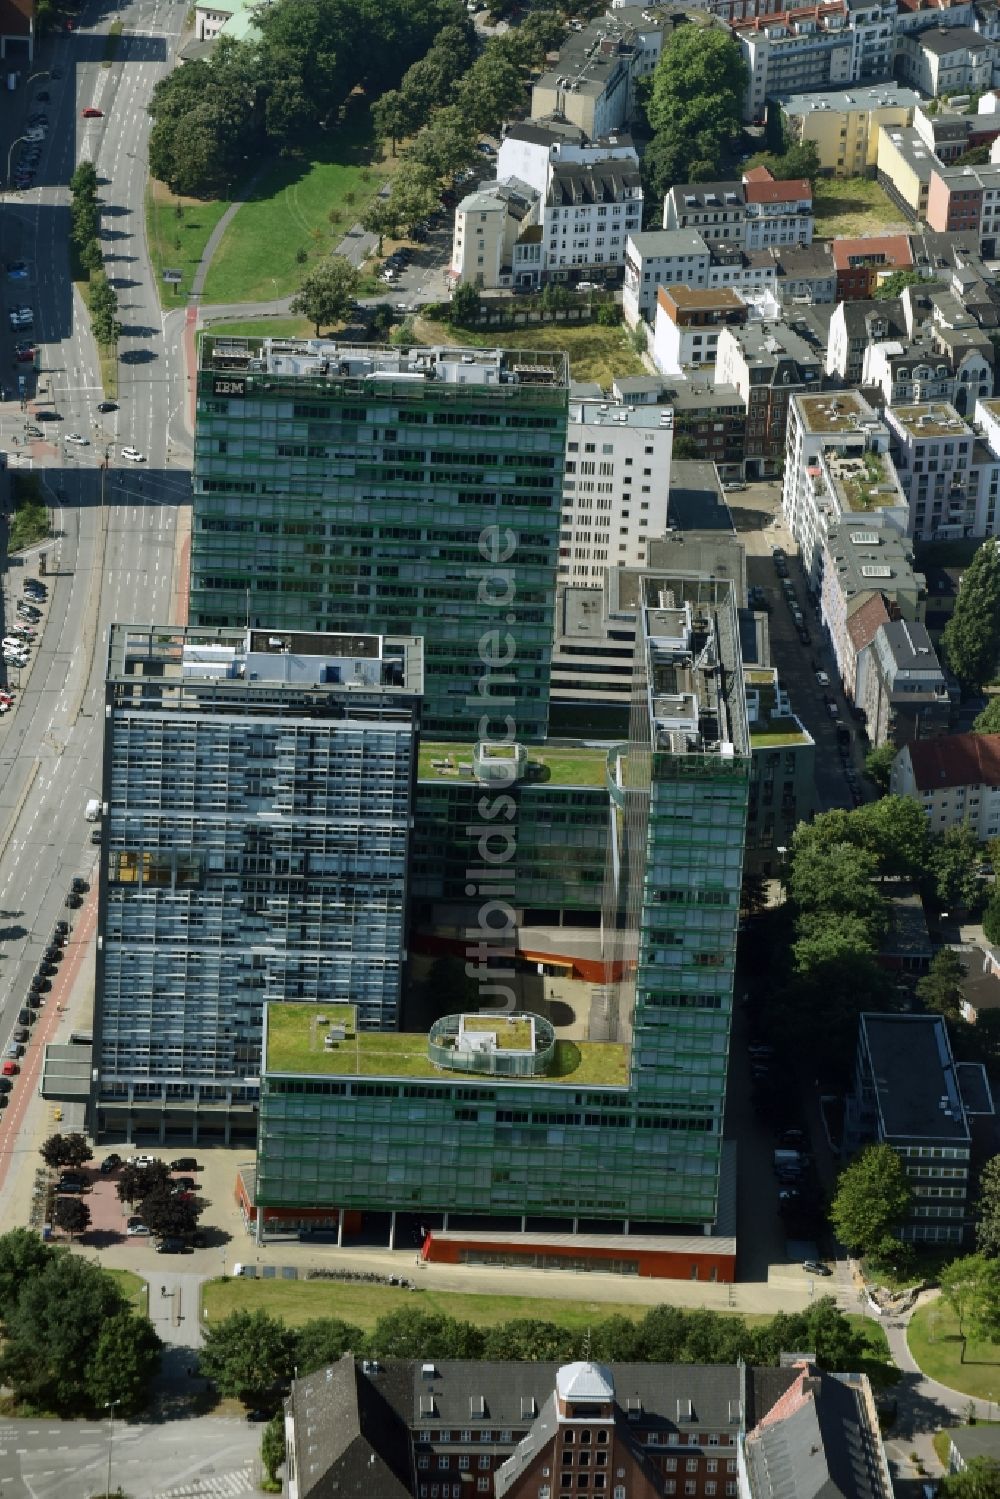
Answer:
[200,338,570,389]
[428,1228,737,1255]
[417,740,609,787]
[777,82,921,114]
[569,398,675,430]
[264,1003,629,1088]
[888,402,967,439]
[796,392,875,434]
[659,284,746,312]
[860,1013,969,1143]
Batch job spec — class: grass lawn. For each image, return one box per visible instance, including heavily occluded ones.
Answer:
[201,120,393,305]
[146,178,231,309]
[813,177,909,238]
[107,1267,148,1314]
[417,740,609,788]
[908,1299,1000,1402]
[202,1277,653,1332]
[411,316,645,387]
[98,344,118,401]
[201,316,316,341]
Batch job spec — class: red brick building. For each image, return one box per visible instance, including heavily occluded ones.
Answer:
[831,235,913,301]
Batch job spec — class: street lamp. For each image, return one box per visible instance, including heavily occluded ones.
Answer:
[6,135,28,192]
[104,1398,120,1498]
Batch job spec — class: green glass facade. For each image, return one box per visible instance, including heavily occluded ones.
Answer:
[255,574,750,1234]
[189,339,569,741]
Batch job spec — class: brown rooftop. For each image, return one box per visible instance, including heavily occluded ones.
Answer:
[906,732,1000,793]
[658,284,747,315]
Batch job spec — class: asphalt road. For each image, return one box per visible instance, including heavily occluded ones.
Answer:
[0,0,190,1169]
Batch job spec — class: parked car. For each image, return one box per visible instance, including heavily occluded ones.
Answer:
[71,877,88,894]
[172,1176,196,1192]
[65,892,83,908]
[171,1157,201,1171]
[132,1153,160,1168]
[81,106,103,117]
[802,1259,832,1276]
[2,1062,18,1076]
[100,1153,122,1174]
[126,1219,150,1236]
[156,1237,193,1254]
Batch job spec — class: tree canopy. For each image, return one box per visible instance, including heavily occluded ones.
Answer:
[0,1235,160,1414]
[875,269,928,301]
[289,256,360,336]
[916,948,967,1023]
[976,1154,1000,1257]
[198,1309,298,1402]
[643,28,747,196]
[942,539,1000,694]
[40,1133,93,1169]
[973,697,1000,733]
[940,1254,1000,1349]
[830,1145,912,1259]
[941,1458,1000,1499]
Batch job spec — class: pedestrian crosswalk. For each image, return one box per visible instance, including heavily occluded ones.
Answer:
[153,1468,255,1498]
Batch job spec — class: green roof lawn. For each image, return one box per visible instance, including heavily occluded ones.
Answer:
[418,740,609,787]
[266,1004,628,1087]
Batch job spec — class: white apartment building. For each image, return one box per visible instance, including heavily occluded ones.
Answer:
[741,167,814,250]
[623,230,711,326]
[782,390,898,581]
[891,731,1000,840]
[450,179,540,289]
[883,402,981,541]
[560,399,674,586]
[820,519,926,693]
[652,285,749,376]
[544,158,643,276]
[735,0,897,124]
[497,120,637,199]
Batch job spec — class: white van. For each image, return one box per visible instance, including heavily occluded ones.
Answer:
[85,798,101,821]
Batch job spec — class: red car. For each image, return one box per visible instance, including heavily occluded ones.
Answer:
[81,106,103,118]
[2,1062,18,1076]
[15,348,35,363]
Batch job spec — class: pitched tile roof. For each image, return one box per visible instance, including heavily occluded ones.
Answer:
[846,592,893,655]
[904,731,1000,792]
[830,236,913,272]
[743,172,812,205]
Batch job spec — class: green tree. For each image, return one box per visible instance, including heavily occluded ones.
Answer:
[864,742,896,795]
[87,1309,162,1413]
[386,174,441,235]
[788,840,881,921]
[368,1307,485,1359]
[984,886,1000,947]
[449,283,481,329]
[672,433,701,459]
[71,196,100,249]
[406,107,477,182]
[940,1254,1000,1356]
[854,795,932,879]
[927,825,983,911]
[875,269,928,300]
[362,197,401,255]
[0,1230,56,1323]
[455,53,524,136]
[289,256,360,337]
[589,1315,642,1361]
[294,1318,363,1374]
[198,1310,297,1402]
[373,90,409,156]
[646,28,746,185]
[117,1160,171,1205]
[0,1253,136,1414]
[52,1196,90,1239]
[941,1458,1000,1499]
[976,1155,1000,1257]
[635,1303,690,1360]
[139,1186,204,1238]
[40,1132,94,1170]
[480,1320,575,1361]
[745,141,820,181]
[829,1144,912,1257]
[916,947,967,1022]
[973,697,1000,733]
[943,539,1000,694]
[70,160,99,197]
[261,1412,285,1487]
[80,238,104,274]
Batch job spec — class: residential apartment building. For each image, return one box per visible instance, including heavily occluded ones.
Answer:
[927,161,1000,254]
[530,7,675,137]
[845,1012,991,1244]
[91,625,423,1145]
[652,285,749,375]
[714,321,823,477]
[819,516,924,688]
[775,81,919,177]
[831,234,913,301]
[623,229,713,326]
[450,179,540,290]
[662,181,748,245]
[826,297,907,383]
[741,166,814,250]
[669,379,749,477]
[559,397,674,586]
[862,332,993,416]
[913,100,1000,163]
[883,401,981,540]
[496,118,633,199]
[855,617,950,747]
[876,124,939,219]
[744,665,816,875]
[252,575,751,1250]
[895,24,995,96]
[283,1355,892,1499]
[544,157,643,278]
[771,243,837,304]
[781,391,900,582]
[891,731,1000,839]
[189,337,569,742]
[734,0,898,123]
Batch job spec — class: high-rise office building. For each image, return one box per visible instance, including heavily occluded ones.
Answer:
[190,337,570,741]
[91,624,422,1145]
[250,572,750,1267]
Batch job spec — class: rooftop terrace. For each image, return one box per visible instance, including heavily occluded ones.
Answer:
[265,1003,629,1087]
[417,740,609,787]
[797,392,874,434]
[890,403,967,440]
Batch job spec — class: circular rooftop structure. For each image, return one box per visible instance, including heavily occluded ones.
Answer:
[428,1012,556,1078]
